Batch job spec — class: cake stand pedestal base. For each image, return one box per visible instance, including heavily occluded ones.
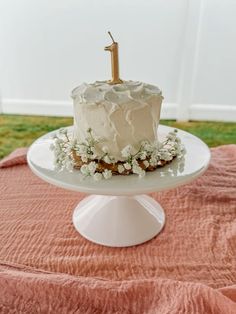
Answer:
[72,195,165,247]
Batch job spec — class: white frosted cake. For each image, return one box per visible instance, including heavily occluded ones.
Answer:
[71,80,163,162]
[51,80,183,179]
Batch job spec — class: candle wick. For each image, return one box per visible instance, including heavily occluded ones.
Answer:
[108,31,115,43]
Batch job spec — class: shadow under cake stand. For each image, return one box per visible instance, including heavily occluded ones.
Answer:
[27,125,210,247]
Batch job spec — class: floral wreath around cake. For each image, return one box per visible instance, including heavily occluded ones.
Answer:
[50,128,186,181]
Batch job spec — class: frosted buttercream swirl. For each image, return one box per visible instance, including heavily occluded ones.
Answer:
[71,80,163,104]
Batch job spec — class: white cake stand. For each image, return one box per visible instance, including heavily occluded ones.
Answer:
[27,125,210,247]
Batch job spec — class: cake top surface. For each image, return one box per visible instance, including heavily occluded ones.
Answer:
[71,80,163,104]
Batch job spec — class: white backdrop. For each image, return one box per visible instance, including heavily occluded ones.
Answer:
[0,0,236,121]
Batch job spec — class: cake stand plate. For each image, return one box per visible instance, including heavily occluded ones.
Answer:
[27,125,210,247]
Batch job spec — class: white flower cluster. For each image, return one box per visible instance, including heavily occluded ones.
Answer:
[80,162,112,181]
[50,128,114,180]
[117,129,185,177]
[50,127,185,180]
[73,128,99,163]
[49,128,75,172]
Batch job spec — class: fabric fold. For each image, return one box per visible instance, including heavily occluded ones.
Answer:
[0,264,236,314]
[0,147,28,168]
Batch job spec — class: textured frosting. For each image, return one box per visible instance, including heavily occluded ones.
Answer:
[72,81,163,160]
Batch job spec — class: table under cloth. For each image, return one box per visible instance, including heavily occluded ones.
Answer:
[0,145,235,314]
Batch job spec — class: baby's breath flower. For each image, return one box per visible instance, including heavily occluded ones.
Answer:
[103,169,112,180]
[142,142,153,153]
[150,157,158,167]
[166,133,175,140]
[132,159,139,166]
[160,152,172,161]
[81,155,88,163]
[139,152,147,160]
[132,164,145,178]
[124,162,131,170]
[103,155,112,164]
[121,145,135,158]
[87,161,97,174]
[143,160,149,168]
[118,164,125,174]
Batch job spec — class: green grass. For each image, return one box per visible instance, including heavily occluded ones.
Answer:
[0,115,72,159]
[0,114,235,159]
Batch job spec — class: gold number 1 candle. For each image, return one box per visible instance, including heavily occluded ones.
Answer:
[105,32,123,85]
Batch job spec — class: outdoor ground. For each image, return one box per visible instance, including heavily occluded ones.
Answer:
[0,114,235,159]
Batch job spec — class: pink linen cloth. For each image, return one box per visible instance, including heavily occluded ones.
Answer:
[0,145,235,313]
